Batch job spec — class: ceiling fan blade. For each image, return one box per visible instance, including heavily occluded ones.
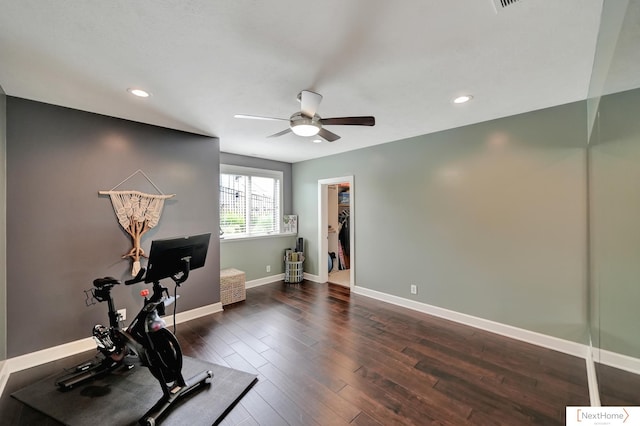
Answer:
[320,116,375,126]
[318,128,341,142]
[267,128,293,138]
[234,114,288,121]
[299,90,323,118]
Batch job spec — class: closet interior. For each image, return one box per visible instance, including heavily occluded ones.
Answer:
[328,183,350,287]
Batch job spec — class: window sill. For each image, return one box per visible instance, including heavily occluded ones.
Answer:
[220,232,297,243]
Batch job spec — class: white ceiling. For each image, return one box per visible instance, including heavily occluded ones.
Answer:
[0,0,624,163]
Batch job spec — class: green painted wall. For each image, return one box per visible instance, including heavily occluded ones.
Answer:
[587,0,640,367]
[590,88,640,358]
[294,101,589,343]
[219,152,296,282]
[221,235,297,281]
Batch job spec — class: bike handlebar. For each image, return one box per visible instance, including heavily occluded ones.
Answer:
[124,268,147,285]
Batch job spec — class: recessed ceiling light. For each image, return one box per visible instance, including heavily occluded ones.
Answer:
[312,139,322,143]
[453,95,473,104]
[127,88,150,98]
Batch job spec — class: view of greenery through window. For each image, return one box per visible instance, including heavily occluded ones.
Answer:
[220,172,280,237]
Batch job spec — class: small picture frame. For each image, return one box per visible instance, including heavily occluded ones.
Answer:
[283,215,298,234]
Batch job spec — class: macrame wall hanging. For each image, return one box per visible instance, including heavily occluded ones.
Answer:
[99,170,175,275]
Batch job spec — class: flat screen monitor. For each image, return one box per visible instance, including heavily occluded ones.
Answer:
[145,233,211,284]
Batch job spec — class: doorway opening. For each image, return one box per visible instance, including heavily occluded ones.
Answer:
[318,176,354,290]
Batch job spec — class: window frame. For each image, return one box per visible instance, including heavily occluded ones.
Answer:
[219,164,286,240]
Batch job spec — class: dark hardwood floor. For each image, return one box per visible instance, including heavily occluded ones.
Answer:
[1,281,593,425]
[596,363,640,406]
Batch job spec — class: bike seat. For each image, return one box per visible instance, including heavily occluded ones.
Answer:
[93,277,121,288]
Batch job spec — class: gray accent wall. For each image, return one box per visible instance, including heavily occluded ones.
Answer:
[219,153,296,280]
[0,86,6,360]
[293,101,589,343]
[6,97,220,357]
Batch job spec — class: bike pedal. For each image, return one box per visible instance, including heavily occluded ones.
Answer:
[75,362,93,372]
[92,324,116,353]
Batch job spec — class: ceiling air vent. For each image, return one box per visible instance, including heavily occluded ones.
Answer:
[492,0,523,12]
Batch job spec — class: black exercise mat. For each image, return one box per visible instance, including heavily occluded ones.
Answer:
[11,356,257,426]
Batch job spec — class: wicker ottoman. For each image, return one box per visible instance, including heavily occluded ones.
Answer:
[220,268,246,306]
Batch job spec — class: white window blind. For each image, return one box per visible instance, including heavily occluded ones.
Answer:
[220,165,282,237]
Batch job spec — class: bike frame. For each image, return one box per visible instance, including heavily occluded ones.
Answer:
[56,270,212,425]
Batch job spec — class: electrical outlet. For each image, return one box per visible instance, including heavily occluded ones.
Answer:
[410,285,417,295]
[266,265,271,273]
[117,308,127,322]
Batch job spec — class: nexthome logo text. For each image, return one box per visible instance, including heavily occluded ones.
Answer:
[566,407,637,426]
[577,408,628,422]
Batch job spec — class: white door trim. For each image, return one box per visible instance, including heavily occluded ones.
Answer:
[318,176,355,291]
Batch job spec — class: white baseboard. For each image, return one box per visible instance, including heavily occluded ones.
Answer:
[595,347,640,376]
[0,302,223,398]
[353,285,640,398]
[303,272,322,283]
[5,284,640,405]
[0,360,10,401]
[163,302,222,327]
[243,272,322,287]
[230,273,640,378]
[352,286,589,359]
[585,347,601,406]
[5,337,97,378]
[246,274,284,289]
[244,273,324,288]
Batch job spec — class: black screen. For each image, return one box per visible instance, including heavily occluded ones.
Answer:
[145,233,211,283]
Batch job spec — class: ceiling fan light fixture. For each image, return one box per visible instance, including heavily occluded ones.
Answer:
[292,123,320,136]
[290,114,321,136]
[235,90,373,142]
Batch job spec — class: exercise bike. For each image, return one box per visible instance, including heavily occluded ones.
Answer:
[56,233,213,426]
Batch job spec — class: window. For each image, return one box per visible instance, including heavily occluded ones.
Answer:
[219,165,283,238]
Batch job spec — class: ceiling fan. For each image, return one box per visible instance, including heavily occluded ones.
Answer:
[234,90,375,142]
